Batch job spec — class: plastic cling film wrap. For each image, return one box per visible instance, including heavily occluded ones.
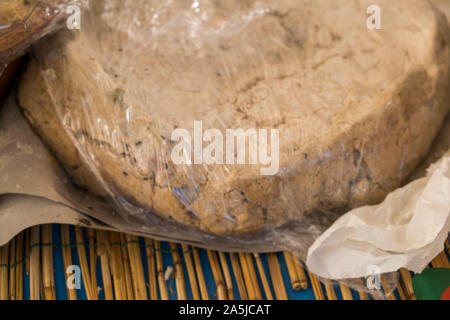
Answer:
[0,0,89,70]
[16,0,450,259]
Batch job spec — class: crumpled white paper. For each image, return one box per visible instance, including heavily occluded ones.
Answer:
[306,151,450,280]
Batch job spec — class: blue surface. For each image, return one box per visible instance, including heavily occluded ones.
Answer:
[22,224,373,300]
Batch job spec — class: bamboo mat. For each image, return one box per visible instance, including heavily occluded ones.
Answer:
[0,224,448,300]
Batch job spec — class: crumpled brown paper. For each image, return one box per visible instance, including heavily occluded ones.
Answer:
[0,92,116,244]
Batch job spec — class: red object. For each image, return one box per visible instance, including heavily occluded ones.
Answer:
[441,286,450,300]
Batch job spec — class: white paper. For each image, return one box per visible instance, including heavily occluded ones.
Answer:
[306,151,450,280]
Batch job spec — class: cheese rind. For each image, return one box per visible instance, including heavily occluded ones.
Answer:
[18,0,450,235]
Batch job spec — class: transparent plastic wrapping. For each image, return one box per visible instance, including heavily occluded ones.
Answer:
[16,0,450,263]
[0,0,88,72]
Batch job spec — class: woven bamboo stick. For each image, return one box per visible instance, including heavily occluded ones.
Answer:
[370,289,384,300]
[432,252,450,268]
[207,250,227,300]
[8,238,15,300]
[75,226,97,300]
[119,233,135,300]
[87,229,98,297]
[14,232,23,300]
[96,230,114,300]
[126,234,148,300]
[10,228,450,301]
[339,283,353,300]
[367,285,383,300]
[121,234,143,300]
[60,225,77,300]
[267,253,288,300]
[381,275,396,300]
[0,243,9,300]
[292,256,308,290]
[324,284,337,300]
[29,226,40,300]
[108,231,127,300]
[244,253,262,300]
[218,252,234,300]
[283,252,307,291]
[193,248,209,300]
[307,270,324,300]
[170,243,187,300]
[282,252,297,291]
[399,268,417,300]
[431,254,444,268]
[181,244,200,300]
[229,253,248,300]
[25,229,30,276]
[41,225,56,300]
[253,253,273,300]
[395,281,407,300]
[154,240,169,300]
[355,279,369,300]
[358,290,370,300]
[238,253,257,300]
[145,238,158,300]
[442,250,450,267]
[438,254,448,268]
